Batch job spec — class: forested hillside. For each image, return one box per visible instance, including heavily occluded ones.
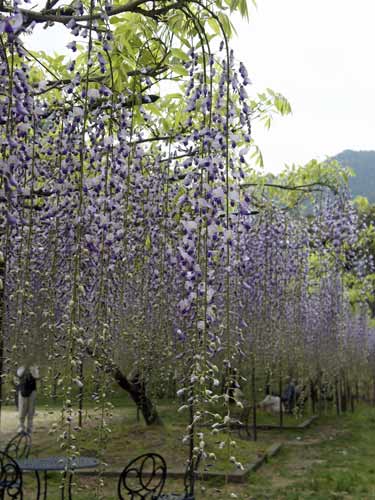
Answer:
[333,150,375,201]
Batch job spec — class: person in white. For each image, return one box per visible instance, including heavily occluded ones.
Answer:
[16,364,40,435]
[257,394,285,414]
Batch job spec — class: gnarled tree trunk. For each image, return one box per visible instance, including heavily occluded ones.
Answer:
[87,345,163,426]
[112,367,163,426]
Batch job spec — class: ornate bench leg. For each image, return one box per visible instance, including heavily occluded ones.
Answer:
[43,471,48,500]
[61,470,74,500]
[32,470,47,500]
[68,471,73,500]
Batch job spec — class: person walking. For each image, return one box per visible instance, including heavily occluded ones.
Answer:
[16,363,40,435]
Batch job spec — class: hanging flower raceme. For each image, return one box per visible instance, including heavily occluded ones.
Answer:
[0,4,374,492]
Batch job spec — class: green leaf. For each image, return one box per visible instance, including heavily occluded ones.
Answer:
[263,116,271,130]
[218,12,233,38]
[207,18,221,36]
[170,48,190,62]
[144,103,162,116]
[145,234,151,251]
[165,93,183,100]
[173,65,189,77]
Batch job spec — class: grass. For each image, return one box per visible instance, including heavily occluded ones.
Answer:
[2,401,278,471]
[2,399,375,499]
[0,399,278,498]
[247,404,375,499]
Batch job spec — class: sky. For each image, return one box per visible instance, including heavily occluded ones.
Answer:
[231,0,375,172]
[25,0,375,173]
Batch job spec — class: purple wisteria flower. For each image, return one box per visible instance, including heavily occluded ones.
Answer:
[0,13,23,34]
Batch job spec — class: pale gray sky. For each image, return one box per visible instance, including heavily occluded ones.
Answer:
[26,0,375,173]
[232,0,375,172]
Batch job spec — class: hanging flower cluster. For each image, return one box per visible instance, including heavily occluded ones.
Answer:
[0,0,374,486]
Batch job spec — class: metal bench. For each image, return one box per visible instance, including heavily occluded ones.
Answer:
[117,452,198,499]
[118,453,167,499]
[4,433,31,460]
[0,451,23,499]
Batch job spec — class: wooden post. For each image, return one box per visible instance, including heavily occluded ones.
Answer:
[0,250,5,427]
[51,371,60,400]
[310,379,316,414]
[349,384,354,413]
[78,362,84,428]
[318,377,323,415]
[187,393,195,496]
[335,378,340,416]
[341,376,347,413]
[279,375,283,428]
[364,380,370,403]
[251,363,257,442]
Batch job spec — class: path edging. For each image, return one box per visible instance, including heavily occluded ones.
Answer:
[75,442,283,484]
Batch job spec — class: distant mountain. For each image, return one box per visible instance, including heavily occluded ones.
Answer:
[333,150,375,202]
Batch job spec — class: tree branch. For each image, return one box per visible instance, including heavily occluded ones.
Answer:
[240,181,336,194]
[1,0,188,25]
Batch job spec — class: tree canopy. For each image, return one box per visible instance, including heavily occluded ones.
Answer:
[0,1,374,494]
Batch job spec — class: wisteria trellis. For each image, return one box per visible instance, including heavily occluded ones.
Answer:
[0,0,374,496]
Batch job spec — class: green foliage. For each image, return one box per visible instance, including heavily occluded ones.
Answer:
[354,195,370,211]
[334,149,375,202]
[249,88,292,131]
[243,158,352,212]
[348,196,375,315]
[226,0,252,20]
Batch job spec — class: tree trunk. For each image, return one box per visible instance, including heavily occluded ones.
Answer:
[86,345,163,426]
[113,367,163,426]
